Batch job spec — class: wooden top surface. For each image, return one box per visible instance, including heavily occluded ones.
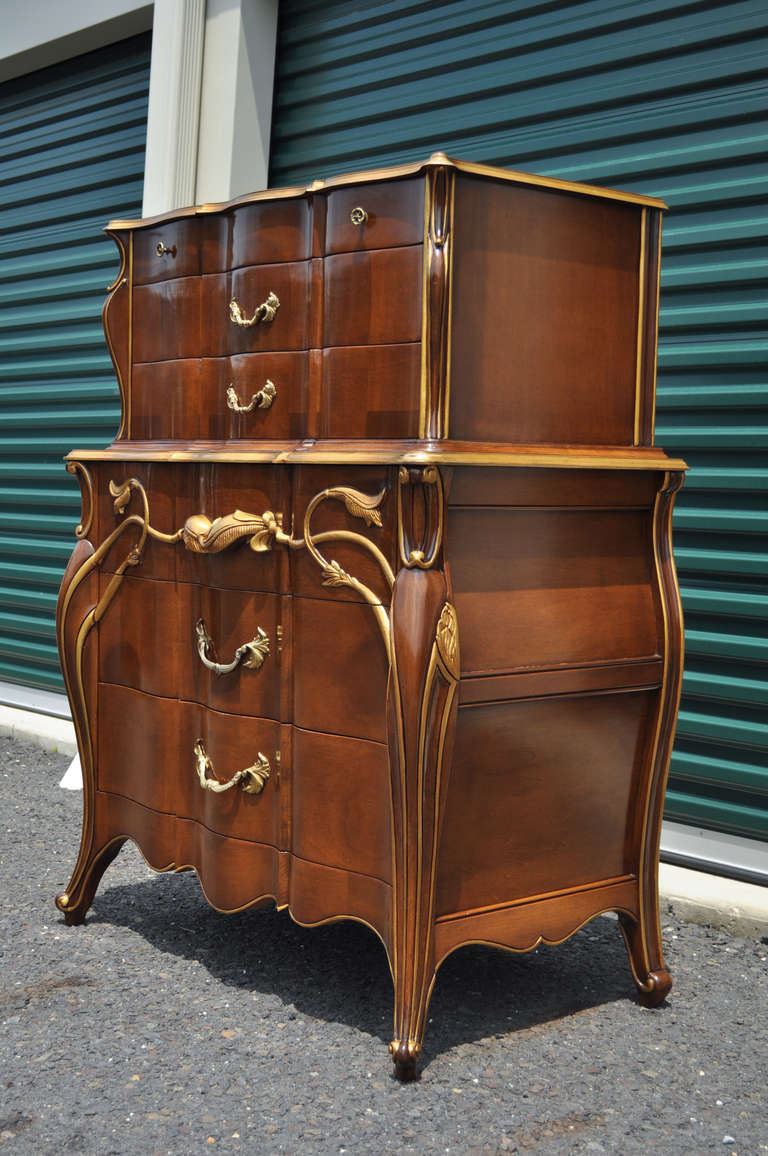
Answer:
[107,153,667,231]
[66,438,687,472]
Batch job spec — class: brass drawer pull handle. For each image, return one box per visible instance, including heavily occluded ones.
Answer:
[350,206,368,225]
[193,740,270,795]
[156,242,177,257]
[229,292,280,327]
[226,381,276,413]
[195,619,270,675]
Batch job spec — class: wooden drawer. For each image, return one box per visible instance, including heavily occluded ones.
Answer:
[291,595,388,743]
[98,573,284,721]
[229,197,312,269]
[175,463,288,594]
[199,198,312,274]
[324,177,424,254]
[97,684,282,849]
[323,247,423,347]
[216,262,311,355]
[132,276,202,363]
[318,344,420,439]
[131,352,309,440]
[133,263,311,364]
[132,219,201,284]
[291,727,392,883]
[449,506,659,675]
[181,585,284,720]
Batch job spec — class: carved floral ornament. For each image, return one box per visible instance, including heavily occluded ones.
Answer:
[102,468,456,670]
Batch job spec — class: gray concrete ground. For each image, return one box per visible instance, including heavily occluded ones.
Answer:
[1,735,766,1155]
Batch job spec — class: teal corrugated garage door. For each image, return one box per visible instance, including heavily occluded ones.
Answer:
[0,33,150,693]
[270,1,768,843]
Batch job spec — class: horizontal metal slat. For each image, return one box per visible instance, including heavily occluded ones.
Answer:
[657,385,768,409]
[673,507,768,533]
[682,670,768,706]
[0,584,58,614]
[670,748,768,793]
[677,707,768,749]
[674,546,768,577]
[684,629,768,662]
[664,787,768,838]
[0,657,64,691]
[0,609,56,641]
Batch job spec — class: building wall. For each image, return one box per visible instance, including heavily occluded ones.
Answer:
[268,0,768,854]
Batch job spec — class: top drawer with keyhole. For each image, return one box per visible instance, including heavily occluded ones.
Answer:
[324,178,425,255]
[132,219,201,284]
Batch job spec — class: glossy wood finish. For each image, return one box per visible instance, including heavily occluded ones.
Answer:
[449,176,647,446]
[58,158,685,1081]
[324,177,425,253]
[104,156,663,446]
[131,352,309,441]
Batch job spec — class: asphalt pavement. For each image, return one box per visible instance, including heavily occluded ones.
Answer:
[1,735,766,1155]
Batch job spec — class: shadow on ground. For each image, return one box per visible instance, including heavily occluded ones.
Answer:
[83,865,638,1071]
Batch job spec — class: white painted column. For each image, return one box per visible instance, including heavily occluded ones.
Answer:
[142,0,278,216]
[142,0,206,216]
[195,0,279,203]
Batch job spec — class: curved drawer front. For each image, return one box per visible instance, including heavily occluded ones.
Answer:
[228,197,312,269]
[324,177,424,254]
[175,463,288,594]
[323,246,422,348]
[97,684,281,849]
[133,219,201,284]
[132,262,311,364]
[219,262,311,355]
[90,461,288,593]
[132,275,202,363]
[318,343,420,439]
[131,351,309,441]
[97,573,283,721]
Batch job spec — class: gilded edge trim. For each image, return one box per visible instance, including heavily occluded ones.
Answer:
[419,173,430,437]
[432,907,638,974]
[411,603,459,1048]
[127,231,133,439]
[66,461,93,539]
[651,218,663,445]
[444,172,455,438]
[106,153,666,230]
[102,230,128,440]
[636,470,685,981]
[68,445,689,472]
[419,166,455,439]
[634,208,647,447]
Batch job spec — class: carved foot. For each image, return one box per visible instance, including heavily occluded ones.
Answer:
[618,912,672,1007]
[637,968,673,1008]
[390,1040,420,1082]
[56,838,127,925]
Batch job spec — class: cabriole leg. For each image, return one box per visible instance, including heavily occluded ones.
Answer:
[56,834,127,926]
[387,467,459,1080]
[619,911,672,1007]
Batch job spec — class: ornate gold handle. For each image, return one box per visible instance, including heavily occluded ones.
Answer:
[195,619,270,675]
[182,509,281,554]
[229,292,280,327]
[226,381,276,413]
[350,207,368,225]
[193,740,270,795]
[156,242,176,257]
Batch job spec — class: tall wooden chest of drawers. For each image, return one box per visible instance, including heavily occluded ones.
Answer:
[56,154,686,1080]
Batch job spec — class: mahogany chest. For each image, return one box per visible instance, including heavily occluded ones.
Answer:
[56,154,686,1079]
